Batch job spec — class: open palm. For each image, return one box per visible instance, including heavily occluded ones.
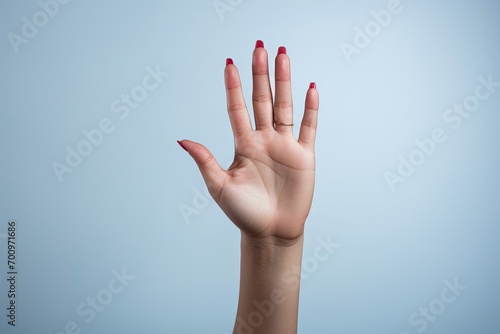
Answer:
[179,42,319,241]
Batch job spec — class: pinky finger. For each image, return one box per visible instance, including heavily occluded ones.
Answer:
[298,82,319,150]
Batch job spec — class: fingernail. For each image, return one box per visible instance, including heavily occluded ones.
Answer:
[309,82,316,89]
[255,40,264,49]
[177,140,188,152]
[278,46,286,55]
[226,58,233,66]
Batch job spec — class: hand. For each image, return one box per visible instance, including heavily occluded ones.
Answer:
[179,42,319,242]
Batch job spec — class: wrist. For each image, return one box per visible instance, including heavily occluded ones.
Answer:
[241,231,304,249]
[240,231,304,288]
[235,231,304,333]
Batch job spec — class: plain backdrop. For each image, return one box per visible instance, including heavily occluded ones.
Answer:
[1,0,499,333]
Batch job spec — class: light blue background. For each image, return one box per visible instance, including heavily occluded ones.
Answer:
[1,0,499,333]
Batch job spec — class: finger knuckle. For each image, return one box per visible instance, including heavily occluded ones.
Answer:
[274,100,293,110]
[252,94,272,104]
[199,153,214,167]
[227,102,246,114]
[233,127,252,139]
[301,119,317,130]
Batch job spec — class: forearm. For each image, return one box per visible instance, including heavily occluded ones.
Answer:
[233,232,304,334]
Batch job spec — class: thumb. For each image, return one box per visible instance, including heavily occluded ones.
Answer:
[177,140,227,199]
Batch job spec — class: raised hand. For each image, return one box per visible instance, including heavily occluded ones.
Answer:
[178,41,319,242]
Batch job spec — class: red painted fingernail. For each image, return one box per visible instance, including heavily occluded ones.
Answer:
[177,140,188,152]
[278,46,286,55]
[309,82,316,89]
[226,58,233,66]
[255,40,264,48]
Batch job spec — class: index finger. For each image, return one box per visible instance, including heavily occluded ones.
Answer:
[225,58,252,139]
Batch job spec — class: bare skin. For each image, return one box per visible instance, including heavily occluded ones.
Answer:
[179,41,319,333]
